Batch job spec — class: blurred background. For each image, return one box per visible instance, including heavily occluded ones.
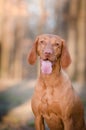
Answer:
[0,0,86,129]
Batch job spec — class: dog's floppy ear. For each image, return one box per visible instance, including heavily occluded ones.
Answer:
[28,37,39,65]
[61,39,71,68]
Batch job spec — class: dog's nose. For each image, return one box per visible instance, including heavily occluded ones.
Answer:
[44,49,53,56]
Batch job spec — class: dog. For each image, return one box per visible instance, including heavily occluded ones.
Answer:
[28,34,86,130]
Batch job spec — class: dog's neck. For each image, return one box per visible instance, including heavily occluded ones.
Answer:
[40,59,62,87]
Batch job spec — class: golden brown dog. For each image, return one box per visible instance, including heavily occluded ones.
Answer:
[28,34,86,130]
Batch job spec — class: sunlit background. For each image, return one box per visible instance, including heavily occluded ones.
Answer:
[0,0,86,129]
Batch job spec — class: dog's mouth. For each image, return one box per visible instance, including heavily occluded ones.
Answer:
[40,59,53,74]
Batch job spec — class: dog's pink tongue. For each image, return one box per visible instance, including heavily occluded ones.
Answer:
[41,60,52,74]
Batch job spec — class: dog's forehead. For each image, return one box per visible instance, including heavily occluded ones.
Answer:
[38,34,62,41]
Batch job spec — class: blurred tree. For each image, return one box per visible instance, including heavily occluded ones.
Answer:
[68,0,86,86]
[54,0,70,39]
[38,0,47,34]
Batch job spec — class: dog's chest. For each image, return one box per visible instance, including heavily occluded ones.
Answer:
[39,88,62,118]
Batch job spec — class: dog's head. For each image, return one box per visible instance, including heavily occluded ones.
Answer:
[28,34,71,74]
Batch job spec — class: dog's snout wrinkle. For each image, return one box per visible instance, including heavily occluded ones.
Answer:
[44,44,53,56]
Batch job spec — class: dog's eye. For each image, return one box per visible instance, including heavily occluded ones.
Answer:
[53,43,59,47]
[55,43,59,46]
[40,40,44,44]
[40,40,46,47]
